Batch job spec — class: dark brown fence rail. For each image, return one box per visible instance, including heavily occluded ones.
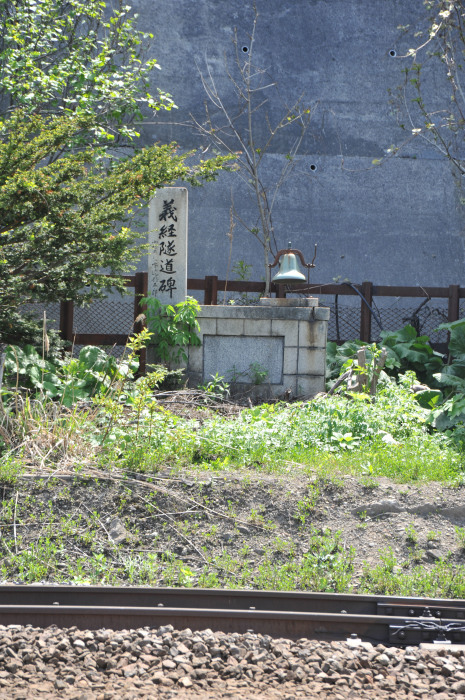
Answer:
[56,275,465,372]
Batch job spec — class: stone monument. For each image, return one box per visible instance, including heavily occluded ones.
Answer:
[148,187,188,307]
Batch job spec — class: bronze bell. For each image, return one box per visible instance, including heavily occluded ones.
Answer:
[271,242,307,283]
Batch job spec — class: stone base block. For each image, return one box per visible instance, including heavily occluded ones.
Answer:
[185,304,329,400]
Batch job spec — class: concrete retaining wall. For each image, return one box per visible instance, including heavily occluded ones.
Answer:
[132,0,465,288]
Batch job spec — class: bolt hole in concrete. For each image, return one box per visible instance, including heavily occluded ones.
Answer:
[389,49,397,57]
[310,164,317,171]
[242,46,249,53]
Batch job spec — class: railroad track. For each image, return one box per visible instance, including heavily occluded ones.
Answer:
[1,585,464,646]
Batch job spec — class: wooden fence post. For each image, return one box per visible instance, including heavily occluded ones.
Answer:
[360,281,373,343]
[59,300,74,345]
[448,284,460,323]
[134,271,148,375]
[204,275,218,305]
[134,272,147,330]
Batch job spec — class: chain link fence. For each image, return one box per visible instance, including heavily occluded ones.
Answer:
[22,296,135,358]
[321,296,451,346]
[21,302,61,331]
[18,277,465,364]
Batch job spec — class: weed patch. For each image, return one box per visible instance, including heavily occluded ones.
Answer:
[359,548,465,598]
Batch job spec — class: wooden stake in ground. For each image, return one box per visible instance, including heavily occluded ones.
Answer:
[343,346,388,395]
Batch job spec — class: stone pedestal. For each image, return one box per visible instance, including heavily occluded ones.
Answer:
[187,304,329,400]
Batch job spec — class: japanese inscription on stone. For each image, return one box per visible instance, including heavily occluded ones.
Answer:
[148,188,188,306]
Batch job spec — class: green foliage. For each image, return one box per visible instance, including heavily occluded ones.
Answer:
[232,260,252,281]
[143,295,201,365]
[455,526,465,550]
[252,527,354,592]
[5,349,454,483]
[0,0,174,141]
[325,321,465,444]
[3,344,63,397]
[0,330,174,464]
[0,501,355,589]
[326,325,443,386]
[359,547,465,598]
[226,362,269,385]
[0,456,23,483]
[195,527,354,592]
[3,343,139,406]
[248,362,269,385]
[228,260,260,305]
[405,522,419,545]
[0,1,230,346]
[425,320,465,432]
[182,375,464,481]
[3,328,465,487]
[0,313,66,355]
[0,109,228,346]
[378,325,443,382]
[199,373,231,400]
[294,484,320,526]
[326,339,367,381]
[195,376,431,459]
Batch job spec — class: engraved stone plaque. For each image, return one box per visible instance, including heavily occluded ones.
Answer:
[202,335,284,384]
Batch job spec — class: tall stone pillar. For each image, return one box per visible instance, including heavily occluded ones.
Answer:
[148,187,188,306]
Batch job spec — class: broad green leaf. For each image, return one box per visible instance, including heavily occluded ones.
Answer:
[449,324,465,360]
[380,325,418,345]
[433,372,465,389]
[42,380,60,397]
[414,388,442,409]
[78,346,110,372]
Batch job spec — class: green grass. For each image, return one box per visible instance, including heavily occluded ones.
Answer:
[89,376,465,484]
[0,456,24,483]
[2,365,464,484]
[2,516,464,599]
[295,439,464,484]
[1,368,465,596]
[0,484,464,598]
[4,338,465,599]
[359,547,465,598]
[0,518,354,591]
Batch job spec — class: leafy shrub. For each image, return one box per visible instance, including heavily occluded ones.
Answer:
[429,319,465,432]
[142,296,201,365]
[327,324,443,386]
[379,325,444,382]
[326,339,367,381]
[3,344,139,407]
[190,374,449,462]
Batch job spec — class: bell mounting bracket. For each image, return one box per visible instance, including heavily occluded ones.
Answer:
[268,242,317,271]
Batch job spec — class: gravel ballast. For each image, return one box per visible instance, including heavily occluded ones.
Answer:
[1,623,465,699]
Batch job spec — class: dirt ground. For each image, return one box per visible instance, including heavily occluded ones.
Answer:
[5,467,465,588]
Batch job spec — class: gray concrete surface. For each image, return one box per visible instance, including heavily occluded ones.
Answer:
[130,0,465,287]
[203,335,284,385]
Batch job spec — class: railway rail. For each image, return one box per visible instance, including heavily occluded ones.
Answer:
[0,585,464,646]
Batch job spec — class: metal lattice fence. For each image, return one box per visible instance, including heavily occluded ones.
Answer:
[20,302,61,331]
[323,297,451,346]
[22,297,135,358]
[73,299,135,336]
[16,277,465,372]
[72,298,135,357]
